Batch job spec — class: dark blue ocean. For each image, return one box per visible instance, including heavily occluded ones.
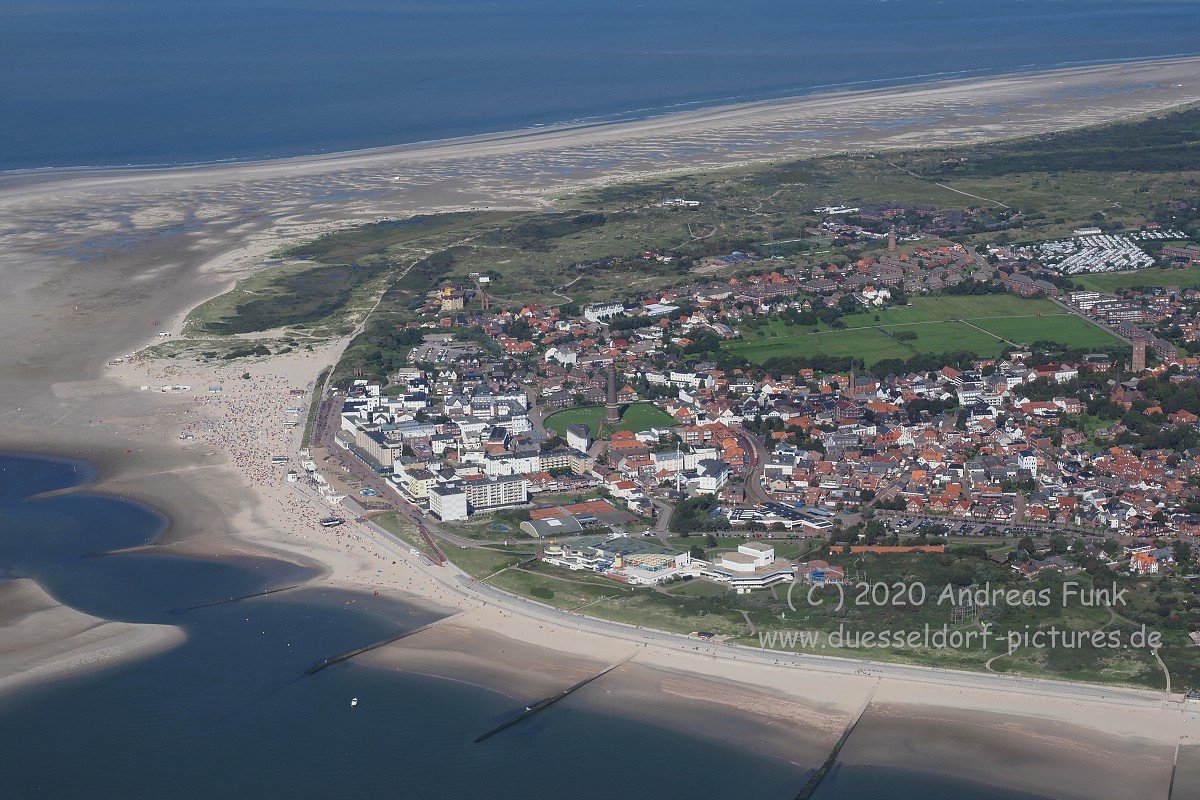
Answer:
[3,0,1200,172]
[0,452,1046,799]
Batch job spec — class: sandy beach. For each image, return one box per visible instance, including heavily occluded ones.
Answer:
[0,579,185,696]
[356,604,1184,799]
[4,57,1200,795]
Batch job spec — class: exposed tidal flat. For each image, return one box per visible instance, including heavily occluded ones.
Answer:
[5,56,1200,797]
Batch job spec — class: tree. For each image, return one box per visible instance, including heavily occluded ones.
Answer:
[1174,540,1194,571]
[506,317,533,340]
[669,494,729,533]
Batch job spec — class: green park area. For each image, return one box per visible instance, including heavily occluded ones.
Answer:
[544,402,677,437]
[726,295,1123,366]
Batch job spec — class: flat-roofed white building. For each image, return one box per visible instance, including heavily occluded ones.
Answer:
[461,475,528,511]
[484,452,541,477]
[429,485,468,521]
[710,543,793,593]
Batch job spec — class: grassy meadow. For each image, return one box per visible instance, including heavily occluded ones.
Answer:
[545,403,677,437]
[727,295,1123,365]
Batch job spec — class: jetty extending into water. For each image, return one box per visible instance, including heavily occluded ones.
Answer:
[794,684,877,800]
[474,654,636,744]
[304,612,464,675]
[178,583,305,612]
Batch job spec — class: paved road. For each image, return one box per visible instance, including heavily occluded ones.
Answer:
[734,425,774,505]
[524,389,550,442]
[348,511,1173,711]
[651,498,675,545]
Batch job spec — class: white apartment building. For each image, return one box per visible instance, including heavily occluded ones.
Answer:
[429,486,468,521]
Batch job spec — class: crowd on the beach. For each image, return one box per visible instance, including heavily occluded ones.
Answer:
[127,359,465,608]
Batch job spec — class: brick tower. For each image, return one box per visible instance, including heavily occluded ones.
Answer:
[605,361,621,424]
[1132,338,1147,373]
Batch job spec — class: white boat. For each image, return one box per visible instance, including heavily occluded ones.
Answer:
[350,698,358,707]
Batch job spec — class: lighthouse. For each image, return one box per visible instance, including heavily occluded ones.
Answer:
[605,361,621,424]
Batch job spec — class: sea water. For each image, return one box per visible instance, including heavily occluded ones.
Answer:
[0,451,1047,798]
[4,0,1200,171]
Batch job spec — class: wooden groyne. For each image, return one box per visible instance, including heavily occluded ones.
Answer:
[83,542,169,558]
[795,685,877,800]
[175,583,305,613]
[474,654,634,744]
[304,612,463,675]
[1168,738,1181,800]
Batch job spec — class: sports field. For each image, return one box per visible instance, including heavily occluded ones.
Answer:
[727,295,1123,365]
[545,403,676,437]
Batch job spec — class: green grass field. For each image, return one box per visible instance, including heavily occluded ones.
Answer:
[545,402,676,436]
[665,579,730,597]
[890,321,1008,358]
[970,314,1121,350]
[441,546,527,579]
[839,295,1061,328]
[727,295,1123,365]
[747,318,821,337]
[1072,266,1200,293]
[730,326,916,364]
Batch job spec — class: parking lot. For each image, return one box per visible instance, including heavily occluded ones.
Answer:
[409,338,483,364]
[884,516,997,537]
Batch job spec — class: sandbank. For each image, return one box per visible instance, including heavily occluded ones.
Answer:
[0,579,185,696]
